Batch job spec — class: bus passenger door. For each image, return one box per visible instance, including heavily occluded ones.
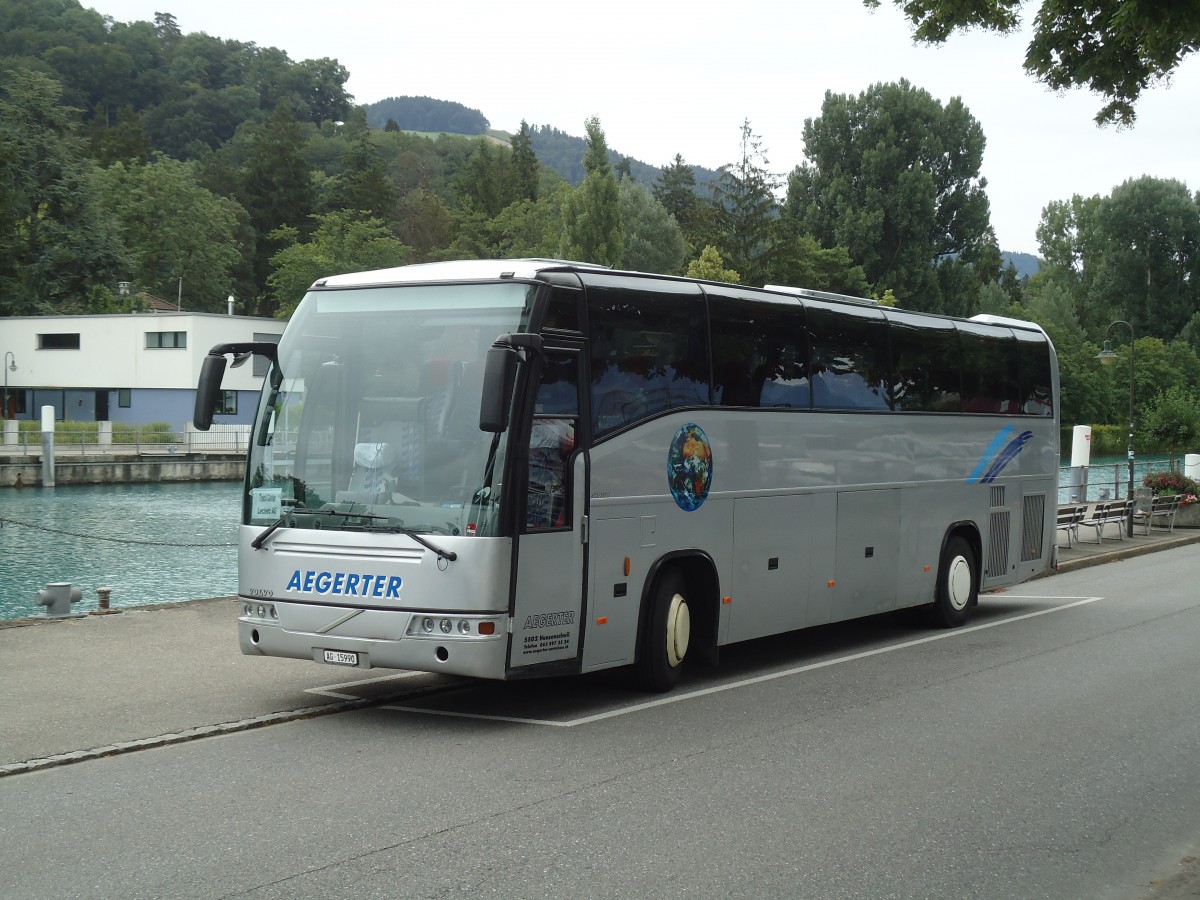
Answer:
[509,349,588,671]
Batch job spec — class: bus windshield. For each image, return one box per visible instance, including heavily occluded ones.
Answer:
[244,281,535,537]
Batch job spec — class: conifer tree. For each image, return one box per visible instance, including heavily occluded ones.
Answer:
[510,120,539,202]
[711,119,778,286]
[240,106,315,306]
[560,117,622,266]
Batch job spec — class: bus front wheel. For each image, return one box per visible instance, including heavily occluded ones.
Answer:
[636,569,691,692]
[929,536,977,628]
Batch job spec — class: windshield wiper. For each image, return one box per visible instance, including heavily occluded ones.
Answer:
[346,522,458,563]
[251,507,386,551]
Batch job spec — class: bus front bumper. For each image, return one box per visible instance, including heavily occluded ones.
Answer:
[237,600,510,680]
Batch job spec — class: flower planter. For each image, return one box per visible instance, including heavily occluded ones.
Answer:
[1174,502,1200,529]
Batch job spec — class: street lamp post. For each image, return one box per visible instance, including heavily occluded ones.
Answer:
[1096,321,1135,537]
[3,351,15,422]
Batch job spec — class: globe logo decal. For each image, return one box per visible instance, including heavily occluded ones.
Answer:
[668,423,713,512]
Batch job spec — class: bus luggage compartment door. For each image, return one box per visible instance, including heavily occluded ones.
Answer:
[830,489,900,623]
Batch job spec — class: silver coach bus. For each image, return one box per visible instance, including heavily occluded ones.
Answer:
[195,260,1059,691]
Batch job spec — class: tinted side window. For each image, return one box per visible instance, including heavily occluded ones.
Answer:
[540,286,581,333]
[710,292,809,408]
[957,322,1021,414]
[527,351,579,530]
[886,313,961,412]
[1015,329,1054,417]
[587,281,710,436]
[807,305,890,411]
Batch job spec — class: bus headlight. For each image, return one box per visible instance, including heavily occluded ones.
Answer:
[407,616,500,639]
[242,601,276,622]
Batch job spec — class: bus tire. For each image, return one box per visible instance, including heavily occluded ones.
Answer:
[928,535,977,628]
[636,568,691,692]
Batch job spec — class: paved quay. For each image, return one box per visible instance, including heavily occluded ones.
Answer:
[2,523,1198,778]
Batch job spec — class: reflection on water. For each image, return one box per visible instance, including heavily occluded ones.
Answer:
[0,481,240,620]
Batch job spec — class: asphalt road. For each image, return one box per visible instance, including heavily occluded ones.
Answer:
[2,546,1199,899]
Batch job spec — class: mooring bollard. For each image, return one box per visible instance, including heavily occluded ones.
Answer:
[97,586,112,611]
[36,582,84,618]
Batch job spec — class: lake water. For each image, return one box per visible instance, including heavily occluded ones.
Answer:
[0,481,240,620]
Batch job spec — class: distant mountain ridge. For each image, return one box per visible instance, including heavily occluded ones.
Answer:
[363,96,719,192]
[1001,252,1040,278]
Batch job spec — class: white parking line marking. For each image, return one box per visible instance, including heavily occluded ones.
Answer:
[305,670,426,699]
[383,595,1105,726]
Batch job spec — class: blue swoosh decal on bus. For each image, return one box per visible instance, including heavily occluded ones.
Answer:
[968,426,1034,484]
[966,425,1015,483]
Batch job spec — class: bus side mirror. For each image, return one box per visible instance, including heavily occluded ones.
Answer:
[479,332,543,433]
[479,344,518,433]
[194,354,228,431]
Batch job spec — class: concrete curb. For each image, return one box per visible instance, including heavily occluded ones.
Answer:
[1052,531,1200,576]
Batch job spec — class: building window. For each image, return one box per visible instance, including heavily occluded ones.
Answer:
[38,333,81,350]
[146,331,187,349]
[216,391,237,415]
[118,389,131,408]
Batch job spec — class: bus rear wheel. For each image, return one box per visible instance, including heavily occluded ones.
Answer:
[636,569,691,692]
[928,536,977,628]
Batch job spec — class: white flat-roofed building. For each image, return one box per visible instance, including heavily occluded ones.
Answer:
[1,311,284,426]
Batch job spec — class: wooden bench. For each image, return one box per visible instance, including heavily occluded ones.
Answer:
[1132,494,1182,534]
[1079,499,1134,543]
[1056,504,1086,547]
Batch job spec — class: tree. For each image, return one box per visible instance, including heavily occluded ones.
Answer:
[240,106,316,306]
[686,246,740,283]
[1034,193,1102,330]
[867,0,1200,126]
[789,80,992,312]
[0,68,128,315]
[328,129,395,221]
[91,154,244,311]
[1039,179,1200,343]
[510,120,539,202]
[711,119,778,286]
[1138,386,1200,460]
[977,281,1012,316]
[559,117,622,266]
[269,211,412,316]
[445,191,565,261]
[393,187,455,261]
[1087,177,1200,344]
[768,230,870,296]
[653,153,711,255]
[455,137,512,217]
[618,177,687,275]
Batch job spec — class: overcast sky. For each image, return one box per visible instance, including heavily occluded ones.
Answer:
[90,0,1200,255]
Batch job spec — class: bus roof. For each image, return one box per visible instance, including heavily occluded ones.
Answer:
[310,262,1048,339]
[312,258,603,289]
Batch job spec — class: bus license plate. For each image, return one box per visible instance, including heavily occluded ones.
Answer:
[322,649,358,667]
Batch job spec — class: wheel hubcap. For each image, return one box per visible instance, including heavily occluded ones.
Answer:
[947,556,972,610]
[666,593,691,668]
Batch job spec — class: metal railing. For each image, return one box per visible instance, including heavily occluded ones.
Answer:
[1058,459,1174,504]
[0,423,250,456]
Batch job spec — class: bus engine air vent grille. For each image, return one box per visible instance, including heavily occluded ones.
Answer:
[986,510,1010,579]
[1020,494,1046,562]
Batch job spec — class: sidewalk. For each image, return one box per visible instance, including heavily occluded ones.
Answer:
[2,525,1198,777]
